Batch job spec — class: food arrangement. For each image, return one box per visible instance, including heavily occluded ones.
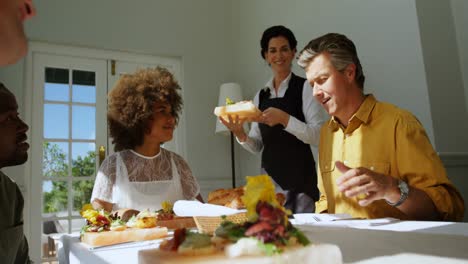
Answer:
[159,175,315,259]
[214,98,262,122]
[80,205,168,247]
[79,201,194,247]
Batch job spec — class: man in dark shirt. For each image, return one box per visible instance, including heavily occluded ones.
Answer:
[0,83,31,263]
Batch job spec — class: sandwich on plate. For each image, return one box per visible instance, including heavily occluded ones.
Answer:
[214,97,262,122]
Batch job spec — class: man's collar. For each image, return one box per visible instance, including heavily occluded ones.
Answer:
[353,94,376,124]
[328,94,377,130]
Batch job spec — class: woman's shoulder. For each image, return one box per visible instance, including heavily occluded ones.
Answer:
[291,72,306,82]
[102,151,121,163]
[163,149,191,168]
[99,151,126,173]
[162,148,185,162]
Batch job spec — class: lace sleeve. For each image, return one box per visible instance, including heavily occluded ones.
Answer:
[90,154,117,203]
[171,152,200,200]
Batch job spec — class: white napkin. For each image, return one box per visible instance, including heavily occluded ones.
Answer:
[173,200,246,217]
[293,213,353,224]
[293,213,400,228]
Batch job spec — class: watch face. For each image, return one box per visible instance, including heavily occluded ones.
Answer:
[399,180,409,194]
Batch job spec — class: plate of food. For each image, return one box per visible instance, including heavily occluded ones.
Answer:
[214,98,262,122]
[79,201,195,247]
[139,175,343,264]
[124,202,197,230]
[79,206,168,247]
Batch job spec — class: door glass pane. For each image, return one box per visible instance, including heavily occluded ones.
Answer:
[45,67,69,102]
[72,142,95,177]
[72,84,96,103]
[72,106,95,140]
[44,83,69,102]
[43,141,69,178]
[72,179,95,216]
[42,180,68,215]
[72,70,96,103]
[44,104,69,139]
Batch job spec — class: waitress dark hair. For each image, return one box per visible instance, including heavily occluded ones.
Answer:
[260,25,298,59]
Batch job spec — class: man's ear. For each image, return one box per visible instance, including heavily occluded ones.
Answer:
[345,63,356,83]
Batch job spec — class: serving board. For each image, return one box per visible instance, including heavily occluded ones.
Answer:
[81,226,168,247]
[138,243,343,264]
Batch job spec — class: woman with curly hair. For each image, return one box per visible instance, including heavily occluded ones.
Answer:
[91,67,203,212]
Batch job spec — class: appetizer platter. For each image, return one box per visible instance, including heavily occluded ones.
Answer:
[79,201,194,247]
[139,175,343,263]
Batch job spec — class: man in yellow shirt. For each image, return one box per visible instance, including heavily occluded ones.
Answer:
[297,33,464,221]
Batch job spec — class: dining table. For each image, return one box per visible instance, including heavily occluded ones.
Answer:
[58,218,468,264]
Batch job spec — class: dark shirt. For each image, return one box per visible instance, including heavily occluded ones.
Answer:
[0,170,30,264]
[258,73,319,200]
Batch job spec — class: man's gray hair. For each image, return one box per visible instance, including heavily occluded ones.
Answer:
[297,33,365,89]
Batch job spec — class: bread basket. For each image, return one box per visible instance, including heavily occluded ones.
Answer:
[193,212,248,235]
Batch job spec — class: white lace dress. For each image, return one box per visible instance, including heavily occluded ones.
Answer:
[91,148,200,211]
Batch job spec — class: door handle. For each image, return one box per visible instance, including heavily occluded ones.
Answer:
[98,145,106,166]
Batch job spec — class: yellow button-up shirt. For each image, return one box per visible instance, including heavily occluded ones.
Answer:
[316,95,464,221]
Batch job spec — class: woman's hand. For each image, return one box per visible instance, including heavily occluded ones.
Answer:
[260,107,290,127]
[219,115,248,142]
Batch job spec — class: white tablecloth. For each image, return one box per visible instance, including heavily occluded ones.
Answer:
[58,220,468,264]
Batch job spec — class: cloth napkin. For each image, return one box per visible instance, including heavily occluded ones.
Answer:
[173,200,246,217]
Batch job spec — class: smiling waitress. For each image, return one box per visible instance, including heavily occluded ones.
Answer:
[91,67,203,212]
[220,25,327,213]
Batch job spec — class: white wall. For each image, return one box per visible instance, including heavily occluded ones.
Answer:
[231,0,436,182]
[416,0,468,152]
[451,0,468,115]
[0,0,236,199]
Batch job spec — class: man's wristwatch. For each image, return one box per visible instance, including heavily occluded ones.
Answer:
[386,179,409,207]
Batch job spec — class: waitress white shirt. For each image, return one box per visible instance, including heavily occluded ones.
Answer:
[91,148,200,211]
[239,72,328,153]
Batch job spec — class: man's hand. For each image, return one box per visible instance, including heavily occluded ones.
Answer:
[335,161,400,206]
[260,107,289,127]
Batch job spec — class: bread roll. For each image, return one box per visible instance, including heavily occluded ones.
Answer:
[208,188,286,209]
[275,193,286,206]
[208,187,244,208]
[224,196,244,209]
[81,226,168,247]
[214,101,261,122]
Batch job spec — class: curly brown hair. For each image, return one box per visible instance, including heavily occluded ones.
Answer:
[107,67,182,151]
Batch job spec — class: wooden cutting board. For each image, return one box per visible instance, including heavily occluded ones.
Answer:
[138,243,343,264]
[81,226,168,247]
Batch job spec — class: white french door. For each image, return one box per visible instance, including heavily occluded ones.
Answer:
[25,43,184,263]
[29,53,107,262]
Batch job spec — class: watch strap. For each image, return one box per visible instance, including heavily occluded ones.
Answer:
[386,180,409,207]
